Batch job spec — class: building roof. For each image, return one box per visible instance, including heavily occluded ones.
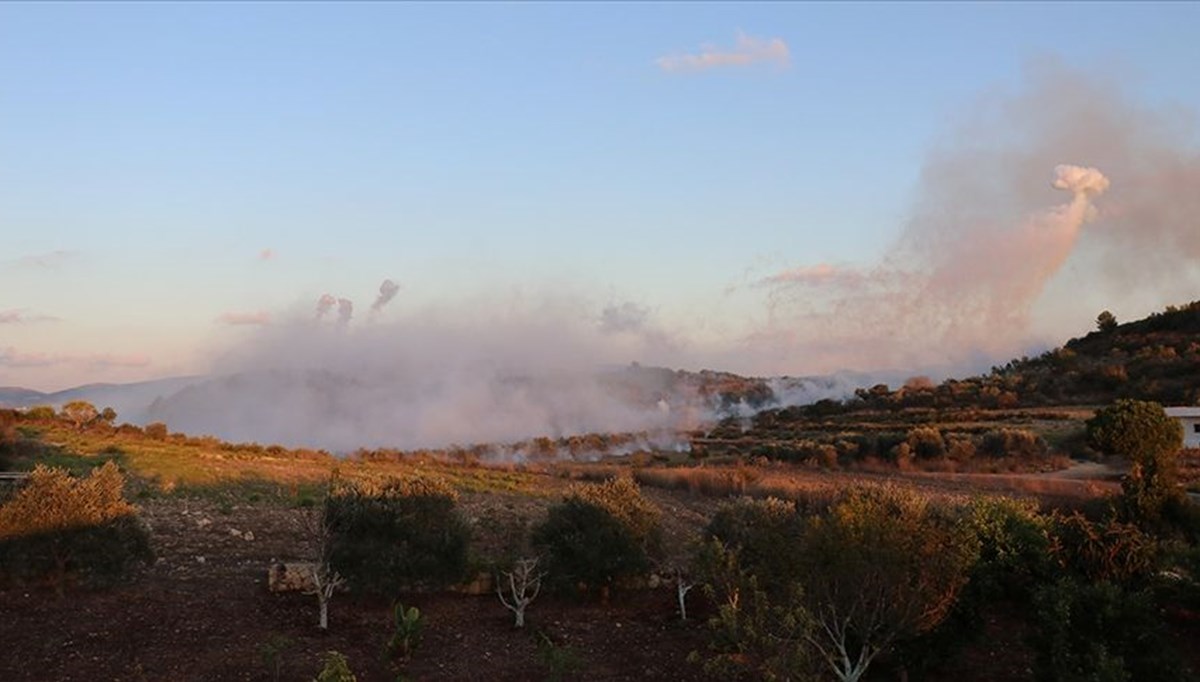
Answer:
[1164,407,1200,418]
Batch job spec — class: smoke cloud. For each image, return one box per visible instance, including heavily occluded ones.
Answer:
[336,298,353,327]
[149,297,717,452]
[129,60,1200,454]
[758,59,1200,374]
[315,294,337,320]
[371,279,401,313]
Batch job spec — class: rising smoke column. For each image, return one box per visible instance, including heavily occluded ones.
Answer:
[336,298,353,327]
[752,59,1200,377]
[759,163,1109,372]
[371,279,401,313]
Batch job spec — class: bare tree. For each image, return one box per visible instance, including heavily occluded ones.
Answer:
[302,501,345,631]
[671,565,696,621]
[496,557,544,628]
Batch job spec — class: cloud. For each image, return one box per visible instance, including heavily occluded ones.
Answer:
[216,311,272,326]
[7,250,77,270]
[0,309,59,324]
[758,264,869,290]
[0,347,149,369]
[657,31,790,73]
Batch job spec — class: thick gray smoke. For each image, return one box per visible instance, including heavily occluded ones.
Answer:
[371,279,401,313]
[336,298,353,327]
[758,60,1200,374]
[315,294,337,320]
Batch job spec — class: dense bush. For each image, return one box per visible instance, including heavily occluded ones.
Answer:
[1032,579,1185,682]
[693,539,815,681]
[0,462,152,592]
[978,428,1047,459]
[697,486,979,682]
[565,476,661,556]
[533,477,659,595]
[705,497,804,593]
[1088,400,1187,531]
[1086,399,1182,466]
[325,475,470,594]
[898,497,1055,674]
[1050,512,1160,586]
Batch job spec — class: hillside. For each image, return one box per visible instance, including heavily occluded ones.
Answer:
[845,301,1200,412]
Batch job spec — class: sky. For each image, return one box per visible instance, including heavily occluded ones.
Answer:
[3,2,1200,392]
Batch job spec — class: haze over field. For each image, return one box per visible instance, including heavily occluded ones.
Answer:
[3,4,1199,449]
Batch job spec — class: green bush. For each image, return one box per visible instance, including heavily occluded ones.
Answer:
[0,462,153,591]
[705,497,804,593]
[1087,399,1182,466]
[566,476,662,555]
[1032,579,1185,682]
[898,497,1055,675]
[795,486,979,682]
[313,651,357,682]
[692,538,815,681]
[326,475,470,594]
[533,497,648,595]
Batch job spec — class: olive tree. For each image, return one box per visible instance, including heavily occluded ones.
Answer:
[795,487,979,682]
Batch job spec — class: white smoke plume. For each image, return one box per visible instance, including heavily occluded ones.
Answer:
[756,59,1199,375]
[149,296,709,453]
[371,279,401,313]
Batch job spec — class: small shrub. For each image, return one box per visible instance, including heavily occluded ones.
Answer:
[144,422,169,440]
[384,602,423,662]
[313,651,357,682]
[536,630,585,682]
[258,633,295,682]
[907,426,946,460]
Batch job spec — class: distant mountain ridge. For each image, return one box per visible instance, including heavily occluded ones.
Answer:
[0,376,204,423]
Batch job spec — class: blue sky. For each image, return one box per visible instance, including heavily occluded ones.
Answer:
[2,2,1199,390]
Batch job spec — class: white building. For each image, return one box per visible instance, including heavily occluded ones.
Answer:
[1164,407,1200,449]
